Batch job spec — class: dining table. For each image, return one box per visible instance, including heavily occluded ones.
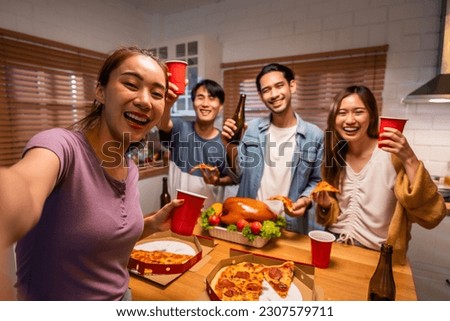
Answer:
[128,223,417,301]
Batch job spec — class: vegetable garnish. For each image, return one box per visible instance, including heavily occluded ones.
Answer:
[200,204,286,242]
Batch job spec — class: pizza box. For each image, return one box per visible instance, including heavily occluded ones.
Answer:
[205,248,323,301]
[128,231,215,286]
[207,226,271,248]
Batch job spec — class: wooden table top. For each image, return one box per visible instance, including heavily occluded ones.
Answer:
[129,227,417,301]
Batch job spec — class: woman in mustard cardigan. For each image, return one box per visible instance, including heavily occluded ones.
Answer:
[312,85,446,264]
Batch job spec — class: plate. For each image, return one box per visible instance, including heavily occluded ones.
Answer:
[134,240,196,256]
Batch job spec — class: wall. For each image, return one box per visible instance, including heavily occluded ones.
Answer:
[138,173,165,215]
[0,0,155,53]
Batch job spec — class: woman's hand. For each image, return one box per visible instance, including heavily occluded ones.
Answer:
[159,81,182,132]
[311,191,332,209]
[141,198,184,239]
[379,127,420,184]
[379,127,415,161]
[165,81,180,110]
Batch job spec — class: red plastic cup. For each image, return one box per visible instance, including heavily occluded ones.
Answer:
[308,230,336,269]
[165,60,188,95]
[170,189,207,236]
[378,116,408,148]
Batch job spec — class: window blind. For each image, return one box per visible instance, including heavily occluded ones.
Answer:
[221,45,388,130]
[0,28,107,166]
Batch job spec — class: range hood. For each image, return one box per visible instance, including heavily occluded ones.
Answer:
[402,0,450,104]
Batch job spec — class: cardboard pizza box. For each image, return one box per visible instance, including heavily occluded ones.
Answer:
[205,248,323,301]
[128,231,215,286]
[207,226,271,248]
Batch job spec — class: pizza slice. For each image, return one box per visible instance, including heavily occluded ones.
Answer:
[262,261,295,299]
[310,181,340,196]
[130,249,193,265]
[189,163,217,174]
[214,262,264,301]
[267,195,294,215]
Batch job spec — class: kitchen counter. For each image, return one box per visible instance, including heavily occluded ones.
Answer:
[129,227,417,301]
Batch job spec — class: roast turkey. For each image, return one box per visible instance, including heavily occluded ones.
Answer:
[220,197,278,225]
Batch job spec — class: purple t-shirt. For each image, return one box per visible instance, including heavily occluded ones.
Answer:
[15,128,144,300]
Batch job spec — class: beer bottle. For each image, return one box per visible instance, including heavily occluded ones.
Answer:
[367,243,396,301]
[230,93,246,141]
[160,177,171,208]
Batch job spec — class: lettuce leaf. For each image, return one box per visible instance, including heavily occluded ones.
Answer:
[200,207,216,230]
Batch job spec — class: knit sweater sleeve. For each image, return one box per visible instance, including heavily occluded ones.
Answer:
[393,156,446,229]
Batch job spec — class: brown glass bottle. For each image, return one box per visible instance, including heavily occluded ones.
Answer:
[367,243,396,301]
[160,177,171,208]
[230,93,246,141]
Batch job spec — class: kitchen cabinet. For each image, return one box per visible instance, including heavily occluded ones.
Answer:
[408,214,450,300]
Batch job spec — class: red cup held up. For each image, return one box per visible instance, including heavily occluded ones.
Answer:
[378,116,408,148]
[165,60,188,95]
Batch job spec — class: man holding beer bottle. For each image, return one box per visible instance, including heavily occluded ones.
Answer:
[222,63,324,234]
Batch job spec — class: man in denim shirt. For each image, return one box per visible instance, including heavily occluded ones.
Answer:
[222,63,324,234]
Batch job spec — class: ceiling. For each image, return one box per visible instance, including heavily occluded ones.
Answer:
[121,0,221,15]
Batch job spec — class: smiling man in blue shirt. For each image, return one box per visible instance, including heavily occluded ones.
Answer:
[222,63,324,234]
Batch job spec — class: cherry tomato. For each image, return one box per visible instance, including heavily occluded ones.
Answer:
[250,221,263,235]
[236,218,249,232]
[208,214,221,226]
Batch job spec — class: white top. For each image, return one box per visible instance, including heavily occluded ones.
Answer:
[257,122,297,214]
[328,147,397,250]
